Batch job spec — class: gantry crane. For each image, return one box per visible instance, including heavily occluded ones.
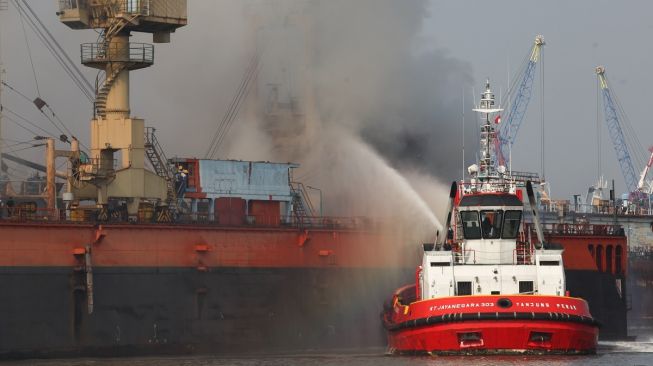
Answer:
[496,35,545,168]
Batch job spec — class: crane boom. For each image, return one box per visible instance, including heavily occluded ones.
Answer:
[496,35,545,167]
[595,66,639,194]
[2,153,67,179]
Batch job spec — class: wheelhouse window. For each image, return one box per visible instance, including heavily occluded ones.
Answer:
[502,210,522,239]
[460,211,481,239]
[480,210,503,239]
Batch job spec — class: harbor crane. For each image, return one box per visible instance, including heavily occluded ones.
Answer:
[496,35,545,168]
[595,66,648,200]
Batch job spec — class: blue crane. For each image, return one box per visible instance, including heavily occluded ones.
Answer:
[496,36,545,167]
[595,66,639,195]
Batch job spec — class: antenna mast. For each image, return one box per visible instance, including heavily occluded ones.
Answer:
[472,80,504,183]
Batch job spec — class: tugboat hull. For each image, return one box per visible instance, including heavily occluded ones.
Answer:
[384,294,599,355]
[387,320,598,355]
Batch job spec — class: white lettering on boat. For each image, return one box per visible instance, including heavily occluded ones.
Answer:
[428,302,578,312]
[515,302,550,308]
[429,303,494,311]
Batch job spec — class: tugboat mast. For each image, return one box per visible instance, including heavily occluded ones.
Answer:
[470,80,509,191]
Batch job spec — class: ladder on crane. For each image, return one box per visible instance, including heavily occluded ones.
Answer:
[144,127,179,217]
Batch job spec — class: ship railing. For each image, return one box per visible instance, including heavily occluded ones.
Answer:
[0,179,48,196]
[454,247,537,264]
[81,42,154,66]
[513,242,535,265]
[160,213,379,230]
[453,248,476,264]
[0,207,63,221]
[507,171,542,183]
[457,181,516,195]
[59,0,151,16]
[526,222,625,237]
[544,202,653,216]
[0,208,383,230]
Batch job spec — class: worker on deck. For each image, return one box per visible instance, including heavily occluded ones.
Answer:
[177,167,188,196]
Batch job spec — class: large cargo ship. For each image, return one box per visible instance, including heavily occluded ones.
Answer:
[0,0,630,358]
[0,1,424,357]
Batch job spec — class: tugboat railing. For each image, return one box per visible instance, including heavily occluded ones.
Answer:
[453,248,476,264]
[526,223,625,237]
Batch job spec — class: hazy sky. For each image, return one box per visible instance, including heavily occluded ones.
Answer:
[421,0,653,198]
[0,0,652,201]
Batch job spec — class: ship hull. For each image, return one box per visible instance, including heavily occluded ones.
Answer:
[384,295,599,355]
[0,221,627,357]
[544,228,629,339]
[0,221,416,358]
[0,266,411,358]
[386,320,598,355]
[565,269,628,339]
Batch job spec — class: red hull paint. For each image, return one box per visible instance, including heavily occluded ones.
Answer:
[387,320,597,355]
[0,221,413,268]
[384,295,598,354]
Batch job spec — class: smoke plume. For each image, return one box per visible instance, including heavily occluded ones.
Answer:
[0,1,475,241]
[200,0,475,242]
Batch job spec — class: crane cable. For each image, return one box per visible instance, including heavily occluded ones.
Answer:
[1,81,74,140]
[205,53,259,158]
[18,0,95,97]
[17,2,39,97]
[603,74,647,170]
[205,52,260,159]
[2,79,89,151]
[11,6,77,144]
[10,0,94,102]
[2,107,57,137]
[502,50,531,116]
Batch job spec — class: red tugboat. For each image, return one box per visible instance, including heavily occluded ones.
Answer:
[383,81,599,355]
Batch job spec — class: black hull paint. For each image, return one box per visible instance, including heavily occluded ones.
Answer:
[0,266,412,358]
[566,269,628,340]
[0,266,627,358]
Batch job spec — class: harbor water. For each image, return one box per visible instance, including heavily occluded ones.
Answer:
[3,341,652,366]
